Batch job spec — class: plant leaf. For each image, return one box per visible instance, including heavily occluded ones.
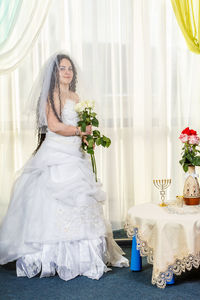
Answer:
[193,156,200,166]
[93,130,100,137]
[81,122,86,132]
[96,138,101,146]
[92,118,99,127]
[88,139,94,148]
[87,148,94,154]
[183,164,189,172]
[105,138,111,147]
[101,138,107,147]
[186,154,194,163]
[179,158,185,165]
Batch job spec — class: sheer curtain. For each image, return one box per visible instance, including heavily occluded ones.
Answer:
[0,0,50,73]
[0,0,22,48]
[1,0,200,229]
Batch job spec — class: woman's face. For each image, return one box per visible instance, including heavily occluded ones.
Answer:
[58,58,74,85]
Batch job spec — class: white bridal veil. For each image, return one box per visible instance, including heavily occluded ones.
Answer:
[26,50,94,133]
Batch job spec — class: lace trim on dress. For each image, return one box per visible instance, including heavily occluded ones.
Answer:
[124,221,200,289]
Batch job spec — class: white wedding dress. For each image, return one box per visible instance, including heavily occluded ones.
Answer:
[0,99,129,281]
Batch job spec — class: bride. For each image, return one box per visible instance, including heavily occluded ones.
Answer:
[0,52,129,281]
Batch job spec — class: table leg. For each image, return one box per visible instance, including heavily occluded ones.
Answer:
[166,275,175,285]
[130,235,142,271]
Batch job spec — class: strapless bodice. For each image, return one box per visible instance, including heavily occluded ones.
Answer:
[46,99,81,145]
[61,99,79,126]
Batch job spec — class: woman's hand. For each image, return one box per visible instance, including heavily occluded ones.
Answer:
[82,136,95,149]
[79,125,92,136]
[82,136,89,146]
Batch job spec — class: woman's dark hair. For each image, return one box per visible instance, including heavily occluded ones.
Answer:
[33,54,77,155]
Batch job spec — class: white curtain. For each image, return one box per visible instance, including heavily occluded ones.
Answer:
[0,0,51,73]
[1,0,200,229]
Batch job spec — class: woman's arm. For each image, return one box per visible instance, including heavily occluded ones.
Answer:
[46,97,92,137]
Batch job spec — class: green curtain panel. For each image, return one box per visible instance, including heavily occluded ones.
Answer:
[171,0,200,54]
[0,0,22,48]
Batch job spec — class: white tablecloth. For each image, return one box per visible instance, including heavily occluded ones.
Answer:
[124,203,200,288]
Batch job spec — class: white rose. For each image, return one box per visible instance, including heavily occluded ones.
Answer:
[83,100,89,108]
[85,100,95,109]
[75,103,83,112]
[76,100,95,111]
[82,101,88,109]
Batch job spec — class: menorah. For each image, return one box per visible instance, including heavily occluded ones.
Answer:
[153,179,171,207]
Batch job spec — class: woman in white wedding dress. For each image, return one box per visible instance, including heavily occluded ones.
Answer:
[0,53,129,281]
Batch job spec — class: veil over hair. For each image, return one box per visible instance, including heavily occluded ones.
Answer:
[26,51,93,154]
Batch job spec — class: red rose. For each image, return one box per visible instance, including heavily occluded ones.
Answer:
[181,127,197,136]
[189,129,197,136]
[181,127,190,135]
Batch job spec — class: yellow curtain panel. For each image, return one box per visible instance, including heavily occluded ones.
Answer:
[171,0,200,54]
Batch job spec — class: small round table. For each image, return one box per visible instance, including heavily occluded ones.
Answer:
[124,203,200,288]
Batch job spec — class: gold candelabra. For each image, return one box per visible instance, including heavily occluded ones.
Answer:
[153,179,171,207]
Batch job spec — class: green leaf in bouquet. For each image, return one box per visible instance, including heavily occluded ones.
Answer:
[96,138,101,146]
[86,134,93,140]
[101,137,107,147]
[93,130,100,137]
[105,138,111,148]
[101,135,111,147]
[81,122,86,132]
[82,112,87,119]
[91,112,97,117]
[87,148,94,154]
[88,139,94,148]
[92,118,99,127]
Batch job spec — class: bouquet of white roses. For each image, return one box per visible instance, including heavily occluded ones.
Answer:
[75,100,111,182]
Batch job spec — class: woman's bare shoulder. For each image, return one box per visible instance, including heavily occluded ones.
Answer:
[70,91,80,103]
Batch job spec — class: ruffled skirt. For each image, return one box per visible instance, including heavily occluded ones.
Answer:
[0,134,129,280]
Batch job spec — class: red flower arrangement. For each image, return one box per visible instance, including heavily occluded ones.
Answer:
[179,127,200,172]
